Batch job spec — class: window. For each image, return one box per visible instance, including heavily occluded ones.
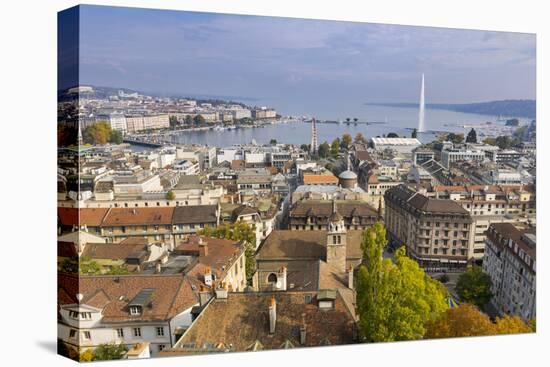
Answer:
[156,327,165,337]
[158,344,166,352]
[82,331,91,340]
[69,329,77,339]
[319,300,334,310]
[130,306,141,316]
[69,311,78,319]
[305,294,313,304]
[81,312,91,320]
[133,328,142,337]
[267,273,277,283]
[117,328,124,338]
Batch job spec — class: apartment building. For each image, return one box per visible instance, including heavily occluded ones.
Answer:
[483,223,536,321]
[384,185,474,269]
[432,185,535,261]
[441,148,485,168]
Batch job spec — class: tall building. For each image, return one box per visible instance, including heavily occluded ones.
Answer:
[310,118,318,153]
[384,184,473,270]
[483,223,536,321]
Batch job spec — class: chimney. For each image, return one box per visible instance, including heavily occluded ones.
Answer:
[278,266,287,291]
[198,238,208,257]
[268,296,277,334]
[215,283,228,299]
[300,313,307,345]
[204,267,213,287]
[347,265,354,290]
[155,261,162,274]
[199,285,212,307]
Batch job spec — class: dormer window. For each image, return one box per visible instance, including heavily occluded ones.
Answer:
[130,306,142,315]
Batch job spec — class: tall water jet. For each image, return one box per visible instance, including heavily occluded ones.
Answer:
[418,73,426,133]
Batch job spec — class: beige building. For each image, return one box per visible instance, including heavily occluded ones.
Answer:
[384,185,473,270]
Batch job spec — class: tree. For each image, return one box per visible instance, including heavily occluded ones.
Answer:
[199,221,257,285]
[169,115,179,128]
[356,223,448,342]
[109,129,123,144]
[446,133,464,144]
[438,274,450,284]
[425,303,534,339]
[300,144,310,152]
[354,133,367,144]
[166,190,176,200]
[387,132,399,138]
[466,128,477,143]
[193,115,206,126]
[342,134,352,150]
[79,257,102,275]
[83,121,111,145]
[105,265,131,275]
[318,141,330,158]
[92,343,128,361]
[80,349,94,362]
[269,139,278,145]
[59,257,79,273]
[184,115,193,125]
[425,303,496,338]
[330,139,340,157]
[411,128,418,139]
[455,265,493,308]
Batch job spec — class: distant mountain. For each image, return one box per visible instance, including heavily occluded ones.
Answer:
[366,100,536,119]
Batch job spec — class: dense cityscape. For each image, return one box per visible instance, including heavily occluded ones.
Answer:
[57,82,536,361]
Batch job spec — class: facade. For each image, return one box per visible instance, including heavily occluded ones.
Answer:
[384,185,474,269]
[57,273,200,357]
[441,148,485,168]
[289,199,378,231]
[371,137,421,154]
[483,223,536,320]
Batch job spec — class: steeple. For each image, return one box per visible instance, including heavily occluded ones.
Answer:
[327,199,346,274]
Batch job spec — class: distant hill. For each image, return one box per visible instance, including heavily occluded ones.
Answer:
[366,100,536,119]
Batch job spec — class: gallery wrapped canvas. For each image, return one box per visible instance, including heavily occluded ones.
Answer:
[57,4,536,362]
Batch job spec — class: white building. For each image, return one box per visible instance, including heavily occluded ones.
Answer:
[441,148,485,168]
[371,137,422,154]
[173,160,200,175]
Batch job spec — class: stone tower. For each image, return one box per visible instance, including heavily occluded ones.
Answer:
[326,200,347,274]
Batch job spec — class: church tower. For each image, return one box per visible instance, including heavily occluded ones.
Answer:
[326,200,347,274]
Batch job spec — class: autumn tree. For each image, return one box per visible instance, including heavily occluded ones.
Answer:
[455,265,492,308]
[425,303,534,339]
[425,303,495,338]
[356,222,448,342]
[341,133,353,150]
[166,190,176,200]
[354,132,367,144]
[199,221,257,284]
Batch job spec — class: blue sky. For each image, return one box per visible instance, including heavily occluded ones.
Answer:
[76,5,535,113]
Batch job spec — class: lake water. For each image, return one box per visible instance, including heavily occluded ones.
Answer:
[135,105,530,149]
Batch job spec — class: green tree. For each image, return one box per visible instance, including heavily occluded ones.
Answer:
[109,129,123,144]
[166,190,176,200]
[80,349,94,362]
[387,132,399,138]
[59,257,79,273]
[199,221,257,284]
[169,115,179,128]
[105,265,131,275]
[356,223,447,342]
[184,115,193,125]
[83,121,111,145]
[466,128,477,143]
[79,257,102,275]
[455,265,493,308]
[354,132,367,144]
[342,133,353,150]
[193,115,206,126]
[411,128,418,139]
[300,144,310,152]
[446,133,465,144]
[92,343,128,361]
[269,139,278,145]
[330,139,340,157]
[318,141,330,158]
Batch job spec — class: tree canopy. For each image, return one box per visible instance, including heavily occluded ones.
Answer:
[92,343,128,361]
[356,222,448,342]
[341,133,353,149]
[455,265,493,308]
[425,303,533,339]
[318,141,330,158]
[354,132,367,144]
[411,128,418,139]
[446,132,465,144]
[83,121,123,145]
[330,139,340,157]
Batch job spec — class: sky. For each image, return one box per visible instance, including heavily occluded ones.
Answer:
[71,5,536,115]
